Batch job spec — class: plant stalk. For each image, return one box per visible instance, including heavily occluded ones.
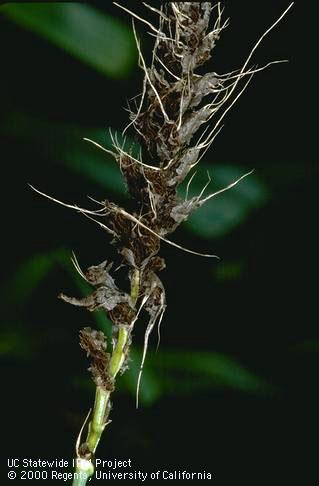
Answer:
[86,386,110,453]
[72,459,94,486]
[72,269,139,485]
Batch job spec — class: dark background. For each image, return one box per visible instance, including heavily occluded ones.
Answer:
[0,1,316,483]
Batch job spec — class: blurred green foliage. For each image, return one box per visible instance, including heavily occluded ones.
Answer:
[120,348,275,406]
[1,3,136,77]
[0,248,273,405]
[180,164,268,238]
[0,2,314,416]
[1,111,267,233]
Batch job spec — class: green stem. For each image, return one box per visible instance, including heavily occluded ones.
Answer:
[72,459,94,486]
[72,477,88,486]
[72,269,140,486]
[72,476,88,486]
[130,269,140,306]
[86,386,110,453]
[110,326,129,377]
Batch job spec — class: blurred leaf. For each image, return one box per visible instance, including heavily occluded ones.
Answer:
[215,261,244,281]
[120,349,163,406]
[1,3,136,78]
[1,112,129,197]
[63,129,138,197]
[2,111,267,238]
[182,165,268,238]
[150,349,273,393]
[65,148,125,196]
[290,341,319,353]
[1,248,68,308]
[0,330,30,358]
[0,248,113,361]
[118,348,274,405]
[2,247,272,400]
[1,244,112,335]
[0,329,48,359]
